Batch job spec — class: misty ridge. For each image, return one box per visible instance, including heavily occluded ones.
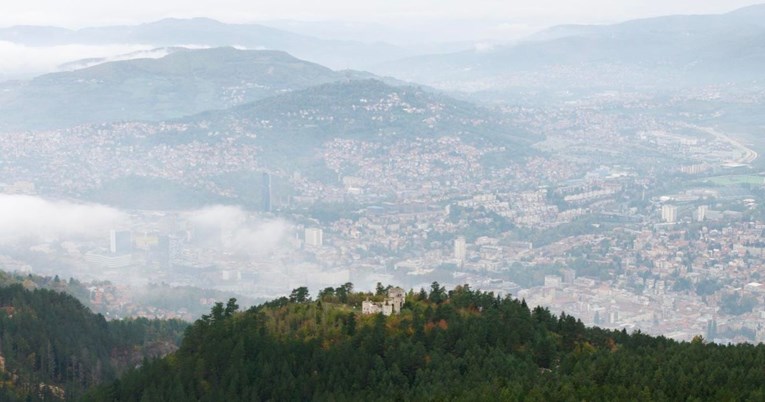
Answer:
[0,5,763,86]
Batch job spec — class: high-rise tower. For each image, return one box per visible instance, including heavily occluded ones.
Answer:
[661,205,677,223]
[454,236,467,263]
[109,230,132,254]
[262,172,272,212]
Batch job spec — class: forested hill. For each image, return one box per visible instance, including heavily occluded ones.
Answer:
[0,284,187,401]
[87,284,765,401]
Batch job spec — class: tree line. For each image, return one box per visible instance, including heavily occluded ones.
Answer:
[85,282,765,401]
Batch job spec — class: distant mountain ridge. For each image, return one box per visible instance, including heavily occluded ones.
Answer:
[374,4,765,93]
[528,4,765,41]
[0,47,404,131]
[0,18,413,70]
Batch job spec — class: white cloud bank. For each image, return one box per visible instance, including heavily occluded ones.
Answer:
[188,205,292,256]
[0,194,127,243]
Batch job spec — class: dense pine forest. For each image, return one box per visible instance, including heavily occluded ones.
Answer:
[85,283,765,401]
[0,283,187,401]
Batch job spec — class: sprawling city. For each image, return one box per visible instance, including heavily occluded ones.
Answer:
[1,81,764,343]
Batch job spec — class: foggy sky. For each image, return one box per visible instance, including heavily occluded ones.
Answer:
[1,0,762,35]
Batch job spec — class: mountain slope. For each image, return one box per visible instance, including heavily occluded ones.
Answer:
[375,4,765,92]
[166,79,530,166]
[85,285,765,401]
[0,78,530,209]
[0,18,412,70]
[0,47,380,131]
[0,282,186,401]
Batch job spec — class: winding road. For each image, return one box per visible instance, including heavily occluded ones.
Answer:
[691,125,758,165]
